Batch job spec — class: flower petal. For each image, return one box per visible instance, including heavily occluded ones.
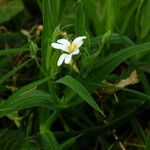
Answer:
[57,39,70,47]
[72,49,80,55]
[57,53,67,66]
[51,43,66,51]
[72,36,87,48]
[64,54,72,64]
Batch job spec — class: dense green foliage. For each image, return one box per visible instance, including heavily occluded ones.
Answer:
[0,0,150,149]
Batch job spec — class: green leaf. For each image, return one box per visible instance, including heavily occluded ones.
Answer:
[56,75,105,116]
[84,103,145,136]
[60,134,83,150]
[0,0,24,24]
[130,117,146,143]
[87,42,150,88]
[101,30,111,45]
[58,0,67,22]
[0,89,61,117]
[140,0,150,39]
[0,59,31,85]
[40,130,60,150]
[75,0,86,35]
[120,0,139,34]
[0,129,25,150]
[83,0,101,34]
[90,33,134,47]
[82,31,111,68]
[145,135,150,150]
[106,0,118,31]
[0,48,30,56]
[29,41,38,54]
[42,0,59,71]
[134,0,143,36]
[8,77,51,101]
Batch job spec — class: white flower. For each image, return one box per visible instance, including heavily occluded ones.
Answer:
[51,36,87,66]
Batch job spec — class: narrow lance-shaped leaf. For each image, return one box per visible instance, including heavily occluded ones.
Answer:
[8,77,51,102]
[83,0,101,34]
[75,0,86,35]
[58,0,67,22]
[135,0,144,36]
[56,75,105,116]
[42,0,58,71]
[60,134,83,150]
[87,42,150,88]
[106,0,118,31]
[0,89,61,118]
[0,48,30,56]
[90,33,134,47]
[130,117,146,143]
[40,130,60,150]
[140,0,150,39]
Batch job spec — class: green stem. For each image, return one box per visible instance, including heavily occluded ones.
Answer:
[32,55,47,76]
[44,109,62,129]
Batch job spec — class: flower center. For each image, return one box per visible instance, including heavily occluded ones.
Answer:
[67,43,77,53]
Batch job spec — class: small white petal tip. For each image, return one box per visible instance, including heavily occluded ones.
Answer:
[57,54,67,66]
[51,43,66,50]
[82,36,87,39]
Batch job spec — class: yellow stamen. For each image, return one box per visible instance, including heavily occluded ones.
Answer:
[68,43,77,53]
